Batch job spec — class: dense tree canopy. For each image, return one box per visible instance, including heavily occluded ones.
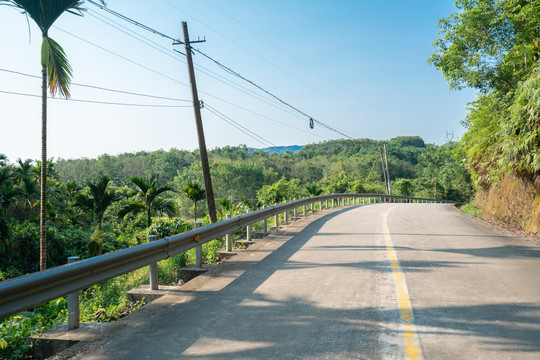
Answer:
[429,0,540,93]
[431,0,540,187]
[1,136,471,279]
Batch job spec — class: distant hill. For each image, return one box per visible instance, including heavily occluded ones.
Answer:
[257,145,303,154]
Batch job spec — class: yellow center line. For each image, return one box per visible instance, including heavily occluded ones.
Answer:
[383,209,423,360]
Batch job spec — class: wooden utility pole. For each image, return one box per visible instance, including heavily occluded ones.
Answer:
[380,148,389,195]
[177,21,217,223]
[383,144,391,195]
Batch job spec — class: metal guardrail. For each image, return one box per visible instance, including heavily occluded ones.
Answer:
[0,193,458,320]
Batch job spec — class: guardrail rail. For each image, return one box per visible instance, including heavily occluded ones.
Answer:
[0,193,459,321]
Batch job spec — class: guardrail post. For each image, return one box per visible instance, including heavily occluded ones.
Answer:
[274,203,279,228]
[226,214,232,251]
[148,235,158,290]
[303,204,306,216]
[67,256,80,330]
[293,199,297,218]
[246,210,252,241]
[195,222,203,269]
[319,200,322,211]
[284,207,288,224]
[311,202,314,213]
[262,207,267,233]
[326,199,328,209]
[331,199,334,207]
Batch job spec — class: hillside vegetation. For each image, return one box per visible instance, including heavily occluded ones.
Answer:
[429,0,540,234]
[1,136,470,277]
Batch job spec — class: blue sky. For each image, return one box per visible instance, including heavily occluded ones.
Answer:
[0,0,475,161]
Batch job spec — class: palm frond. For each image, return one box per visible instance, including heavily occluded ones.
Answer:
[149,184,173,202]
[74,193,94,211]
[152,197,176,217]
[41,36,73,97]
[129,176,150,195]
[118,201,144,219]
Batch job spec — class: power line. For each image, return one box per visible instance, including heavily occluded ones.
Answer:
[204,103,274,147]
[83,2,354,139]
[61,12,302,120]
[202,0,394,127]
[171,50,304,119]
[200,93,329,141]
[54,27,189,88]
[87,0,178,42]
[160,0,345,105]
[88,7,303,119]
[203,0,330,85]
[193,48,354,139]
[87,10,185,64]
[0,90,191,108]
[0,68,191,102]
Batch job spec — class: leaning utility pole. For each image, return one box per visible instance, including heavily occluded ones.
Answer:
[383,144,391,195]
[175,21,217,223]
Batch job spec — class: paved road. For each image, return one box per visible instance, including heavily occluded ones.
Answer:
[55,204,540,359]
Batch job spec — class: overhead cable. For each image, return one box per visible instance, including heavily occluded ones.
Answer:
[87,0,178,42]
[0,68,191,102]
[54,27,189,88]
[204,103,274,147]
[193,48,354,139]
[85,1,354,139]
[0,90,191,108]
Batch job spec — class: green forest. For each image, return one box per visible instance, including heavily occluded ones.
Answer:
[0,136,471,279]
[429,0,540,189]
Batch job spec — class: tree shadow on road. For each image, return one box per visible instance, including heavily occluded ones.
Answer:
[75,206,540,359]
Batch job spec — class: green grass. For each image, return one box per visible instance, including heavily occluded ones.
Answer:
[460,202,483,217]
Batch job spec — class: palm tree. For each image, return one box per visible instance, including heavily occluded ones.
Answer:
[217,197,232,213]
[75,175,117,231]
[15,159,38,218]
[75,175,117,256]
[182,181,205,221]
[0,167,21,246]
[1,0,104,270]
[305,185,323,197]
[119,175,174,228]
[15,158,33,178]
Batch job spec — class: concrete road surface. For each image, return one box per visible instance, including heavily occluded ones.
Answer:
[53,204,540,360]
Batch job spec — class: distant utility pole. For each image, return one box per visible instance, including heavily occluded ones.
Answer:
[383,144,391,195]
[380,148,389,195]
[446,130,454,143]
[174,21,217,223]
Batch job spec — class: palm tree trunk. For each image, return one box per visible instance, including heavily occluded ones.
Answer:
[40,61,47,271]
